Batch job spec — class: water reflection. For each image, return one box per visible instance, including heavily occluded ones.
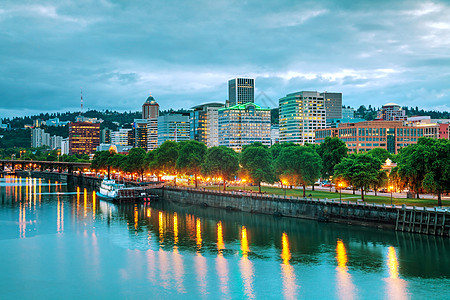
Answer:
[216,221,229,297]
[336,240,355,300]
[240,226,254,299]
[281,233,298,300]
[385,246,408,300]
[1,177,450,299]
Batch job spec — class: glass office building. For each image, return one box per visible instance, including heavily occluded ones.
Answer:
[218,102,271,151]
[279,91,326,144]
[228,78,255,106]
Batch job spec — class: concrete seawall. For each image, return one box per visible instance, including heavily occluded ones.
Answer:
[156,186,450,236]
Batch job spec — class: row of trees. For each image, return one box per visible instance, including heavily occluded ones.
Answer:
[91,137,449,205]
[91,139,345,196]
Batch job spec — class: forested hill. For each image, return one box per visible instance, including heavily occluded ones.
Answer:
[2,110,141,129]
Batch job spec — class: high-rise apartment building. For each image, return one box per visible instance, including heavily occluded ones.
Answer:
[321,92,342,119]
[69,122,100,155]
[157,114,190,145]
[228,78,255,106]
[279,91,326,144]
[218,103,271,151]
[31,128,50,148]
[133,119,148,149]
[50,135,63,150]
[190,103,224,147]
[377,103,407,121]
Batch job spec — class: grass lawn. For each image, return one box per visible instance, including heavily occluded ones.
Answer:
[197,184,448,208]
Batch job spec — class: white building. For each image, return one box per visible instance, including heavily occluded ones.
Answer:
[51,135,63,150]
[31,128,51,148]
[271,124,279,145]
[110,129,130,146]
[61,138,70,155]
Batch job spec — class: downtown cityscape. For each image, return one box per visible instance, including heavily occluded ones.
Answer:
[1,0,450,299]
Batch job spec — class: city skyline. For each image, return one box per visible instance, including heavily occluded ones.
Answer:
[1,0,450,118]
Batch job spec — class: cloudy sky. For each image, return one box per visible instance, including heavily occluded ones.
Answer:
[1,0,449,118]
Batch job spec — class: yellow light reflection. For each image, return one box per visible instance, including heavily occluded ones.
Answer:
[159,211,164,244]
[387,246,399,279]
[173,213,185,293]
[147,208,151,218]
[83,188,87,217]
[196,218,202,249]
[385,246,408,299]
[92,191,96,220]
[217,221,225,252]
[134,205,139,230]
[173,213,178,246]
[38,178,41,204]
[335,240,355,300]
[239,226,254,299]
[19,201,26,238]
[241,226,250,256]
[77,186,80,215]
[280,233,298,300]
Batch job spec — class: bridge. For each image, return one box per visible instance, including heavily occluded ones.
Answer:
[0,159,91,174]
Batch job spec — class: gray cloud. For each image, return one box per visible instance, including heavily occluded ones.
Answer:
[0,0,449,118]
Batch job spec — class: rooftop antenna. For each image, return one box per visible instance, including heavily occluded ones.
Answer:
[80,88,83,116]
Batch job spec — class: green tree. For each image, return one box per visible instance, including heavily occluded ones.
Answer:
[203,146,239,191]
[176,140,207,188]
[396,142,428,199]
[125,147,147,181]
[419,139,450,206]
[334,153,382,201]
[275,145,322,197]
[153,141,179,182]
[240,142,274,193]
[91,150,116,179]
[371,169,388,196]
[317,137,348,180]
[368,148,391,163]
[270,142,296,161]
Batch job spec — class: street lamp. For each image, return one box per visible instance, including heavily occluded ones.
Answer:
[389,185,394,205]
[338,182,343,201]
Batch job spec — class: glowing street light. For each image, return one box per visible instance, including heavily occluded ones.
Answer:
[338,182,343,201]
[389,185,394,205]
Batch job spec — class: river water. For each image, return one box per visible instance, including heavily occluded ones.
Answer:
[0,176,449,299]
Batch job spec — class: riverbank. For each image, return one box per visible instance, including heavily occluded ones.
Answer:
[156,186,450,237]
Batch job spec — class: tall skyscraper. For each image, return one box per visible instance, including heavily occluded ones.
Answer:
[190,103,224,147]
[228,78,255,106]
[218,102,271,151]
[142,95,159,150]
[69,122,100,155]
[320,92,342,119]
[279,91,326,144]
[142,95,159,119]
[157,114,190,145]
[133,119,148,149]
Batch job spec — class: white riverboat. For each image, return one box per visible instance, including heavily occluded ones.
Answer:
[97,178,139,202]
